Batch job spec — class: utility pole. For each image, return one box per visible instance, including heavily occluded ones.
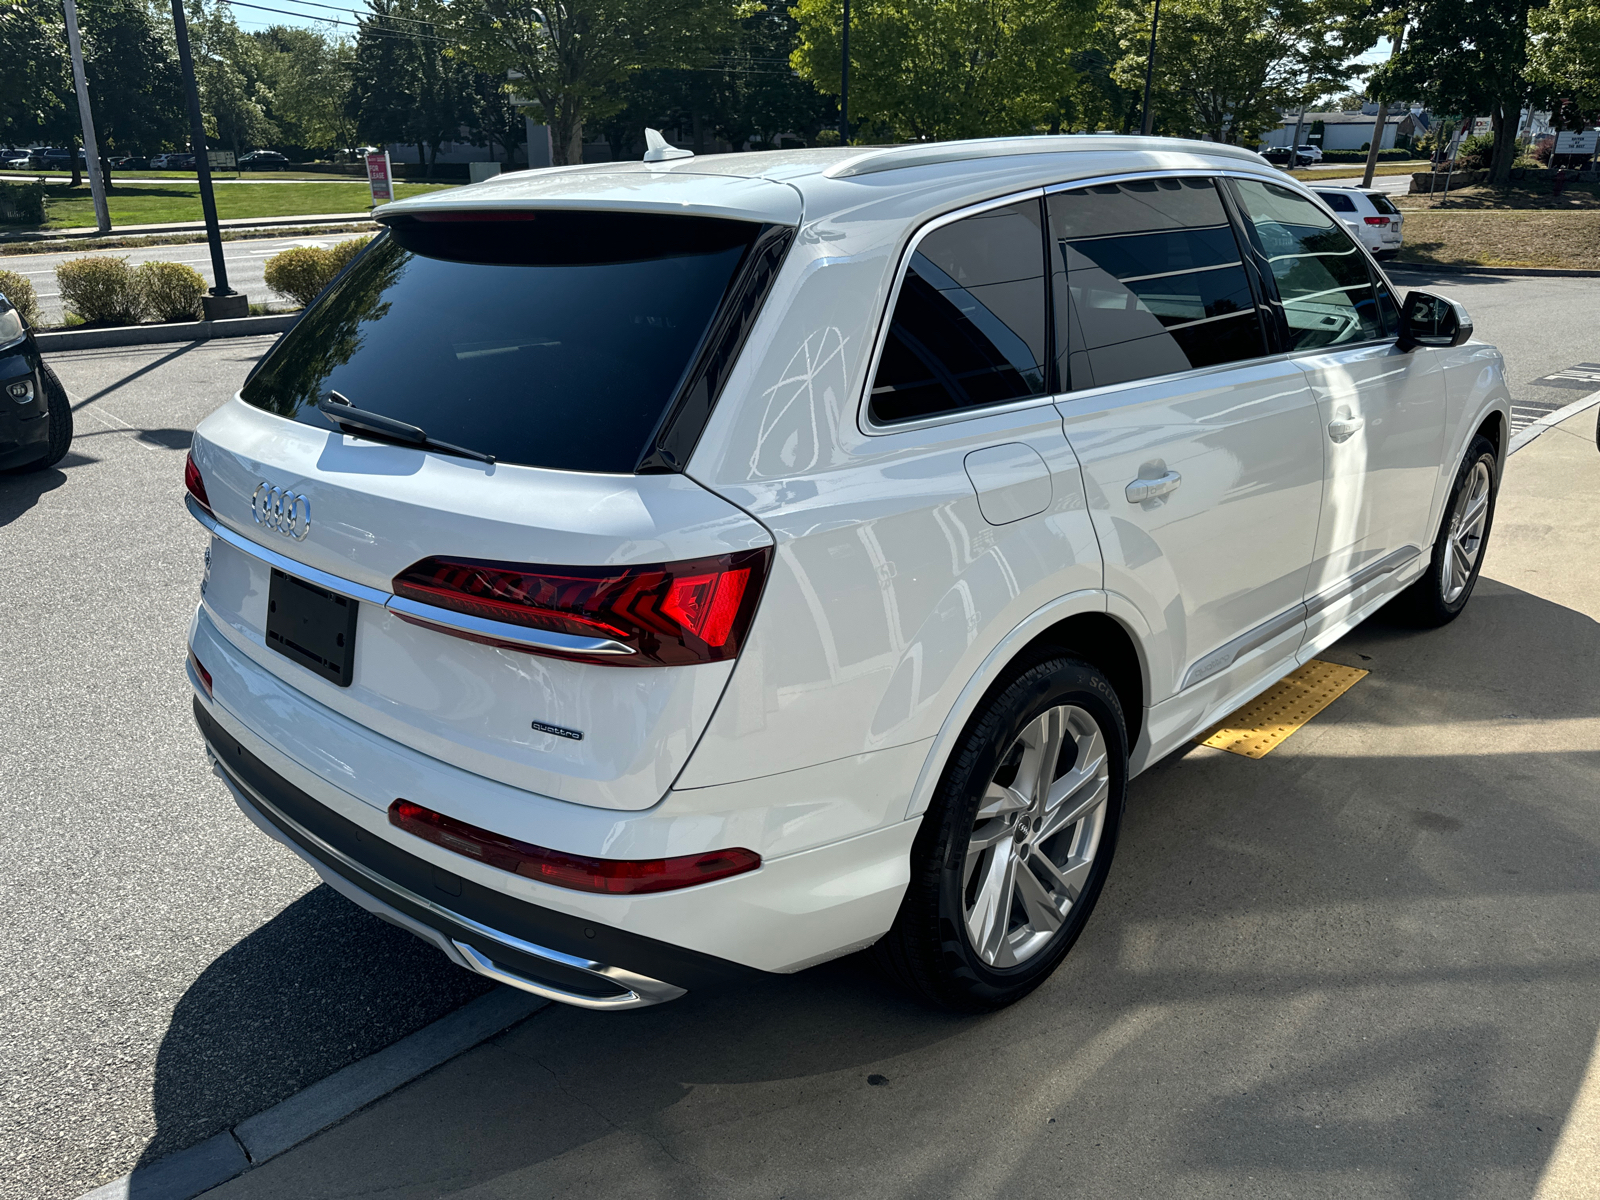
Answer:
[170,0,246,319]
[1361,27,1404,188]
[61,0,109,233]
[1290,106,1307,161]
[1140,0,1162,136]
[840,0,850,146]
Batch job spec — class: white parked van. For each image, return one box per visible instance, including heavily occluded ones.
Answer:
[184,136,1509,1012]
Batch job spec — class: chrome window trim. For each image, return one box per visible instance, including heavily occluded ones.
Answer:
[211,751,684,1009]
[186,492,636,659]
[857,186,1048,437]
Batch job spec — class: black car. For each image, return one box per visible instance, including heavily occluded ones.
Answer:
[239,149,289,169]
[35,147,87,170]
[1259,146,1313,169]
[0,292,72,472]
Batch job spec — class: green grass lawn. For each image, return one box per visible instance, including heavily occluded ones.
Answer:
[39,181,452,229]
[13,168,431,183]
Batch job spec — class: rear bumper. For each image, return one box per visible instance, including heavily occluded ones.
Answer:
[196,698,758,1008]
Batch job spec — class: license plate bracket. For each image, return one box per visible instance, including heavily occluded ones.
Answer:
[265,568,359,687]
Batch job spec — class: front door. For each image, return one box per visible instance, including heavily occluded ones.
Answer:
[1047,176,1326,741]
[1228,177,1447,651]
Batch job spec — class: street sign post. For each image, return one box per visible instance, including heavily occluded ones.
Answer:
[366,151,394,206]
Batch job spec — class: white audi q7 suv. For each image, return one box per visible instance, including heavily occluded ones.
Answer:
[185,136,1509,1012]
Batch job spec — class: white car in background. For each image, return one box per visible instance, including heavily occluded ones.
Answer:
[184,136,1507,1015]
[1315,186,1404,257]
[1297,144,1324,163]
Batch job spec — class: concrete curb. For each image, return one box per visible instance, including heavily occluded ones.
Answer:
[35,314,298,352]
[1388,261,1600,280]
[1509,389,1600,455]
[75,986,547,1200]
[1,213,375,243]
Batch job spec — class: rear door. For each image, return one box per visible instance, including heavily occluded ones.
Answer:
[1048,176,1326,712]
[191,207,782,812]
[1228,177,1445,649]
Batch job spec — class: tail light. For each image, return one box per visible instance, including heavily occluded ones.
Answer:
[187,649,213,698]
[1364,216,1391,226]
[391,548,771,666]
[389,799,760,895]
[184,450,212,514]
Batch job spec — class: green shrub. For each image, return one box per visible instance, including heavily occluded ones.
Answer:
[0,179,47,225]
[1455,133,1496,170]
[0,269,42,326]
[263,236,372,308]
[134,260,206,322]
[57,255,141,325]
[1319,148,1416,163]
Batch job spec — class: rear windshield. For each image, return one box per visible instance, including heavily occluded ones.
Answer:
[1367,193,1399,215]
[241,212,759,473]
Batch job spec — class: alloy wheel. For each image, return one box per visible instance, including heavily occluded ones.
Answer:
[1441,459,1492,604]
[961,704,1111,968]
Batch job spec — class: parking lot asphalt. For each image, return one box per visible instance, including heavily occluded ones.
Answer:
[2,271,1597,1200]
[0,234,370,326]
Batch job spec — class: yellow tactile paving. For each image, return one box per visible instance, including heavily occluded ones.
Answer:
[1195,659,1368,759]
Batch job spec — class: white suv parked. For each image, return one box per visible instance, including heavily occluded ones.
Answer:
[184,136,1509,1012]
[1315,185,1405,257]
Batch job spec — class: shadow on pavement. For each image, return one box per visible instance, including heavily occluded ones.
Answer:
[0,452,95,528]
[148,576,1600,1199]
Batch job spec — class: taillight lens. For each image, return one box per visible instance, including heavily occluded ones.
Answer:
[389,799,760,895]
[184,450,212,514]
[391,548,770,666]
[1364,216,1390,226]
[187,649,213,698]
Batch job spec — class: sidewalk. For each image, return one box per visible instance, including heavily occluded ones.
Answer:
[183,407,1600,1200]
[0,212,375,244]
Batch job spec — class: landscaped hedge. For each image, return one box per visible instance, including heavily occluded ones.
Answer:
[262,236,372,307]
[0,269,42,325]
[54,255,213,325]
[1319,148,1417,163]
[0,179,47,225]
[134,260,206,322]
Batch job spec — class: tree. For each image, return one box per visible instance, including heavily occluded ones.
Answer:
[0,0,72,146]
[1114,0,1357,144]
[348,0,470,175]
[80,0,187,156]
[254,25,355,155]
[444,0,747,165]
[188,1,278,160]
[1528,0,1600,129]
[791,0,1098,142]
[1368,0,1548,184]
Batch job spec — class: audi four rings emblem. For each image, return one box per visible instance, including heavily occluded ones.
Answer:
[252,483,311,540]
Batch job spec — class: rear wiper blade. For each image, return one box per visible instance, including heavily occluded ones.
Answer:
[317,392,495,465]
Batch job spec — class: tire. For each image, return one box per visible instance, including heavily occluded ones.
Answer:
[16,361,73,472]
[876,653,1128,1012]
[1397,433,1498,626]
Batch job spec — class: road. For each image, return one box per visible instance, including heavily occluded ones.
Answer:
[0,234,369,325]
[2,271,1597,1200]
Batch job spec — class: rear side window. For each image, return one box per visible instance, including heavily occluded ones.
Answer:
[1231,179,1382,350]
[1048,177,1267,390]
[1368,193,1399,215]
[240,212,760,473]
[1316,191,1358,212]
[869,199,1047,425]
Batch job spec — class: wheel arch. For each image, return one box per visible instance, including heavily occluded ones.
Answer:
[1474,407,1506,461]
[902,592,1150,821]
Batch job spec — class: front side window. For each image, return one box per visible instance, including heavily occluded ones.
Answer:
[1048,177,1266,391]
[869,199,1048,425]
[1231,178,1383,351]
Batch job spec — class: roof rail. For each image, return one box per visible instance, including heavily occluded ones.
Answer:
[824,135,1264,179]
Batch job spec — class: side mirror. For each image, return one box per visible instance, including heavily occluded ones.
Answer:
[1398,290,1473,351]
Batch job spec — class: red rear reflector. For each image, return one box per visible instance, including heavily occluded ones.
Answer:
[187,649,213,698]
[389,799,760,895]
[184,450,212,514]
[391,548,770,666]
[1364,216,1390,225]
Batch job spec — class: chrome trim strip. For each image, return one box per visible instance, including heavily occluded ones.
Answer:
[211,749,685,1010]
[1304,545,1420,617]
[1181,603,1307,691]
[186,492,636,658]
[186,493,390,606]
[387,595,635,658]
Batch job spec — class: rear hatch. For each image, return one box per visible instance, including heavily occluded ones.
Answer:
[189,206,783,811]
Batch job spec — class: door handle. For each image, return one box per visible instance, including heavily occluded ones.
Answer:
[1126,470,1181,504]
[1328,414,1365,443]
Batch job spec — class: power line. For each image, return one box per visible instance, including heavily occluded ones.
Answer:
[218,0,448,39]
[241,0,442,29]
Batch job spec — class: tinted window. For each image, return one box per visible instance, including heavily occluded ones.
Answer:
[241,212,758,473]
[1368,193,1399,215]
[869,200,1047,424]
[1316,191,1358,212]
[1231,179,1382,350]
[1048,177,1266,390]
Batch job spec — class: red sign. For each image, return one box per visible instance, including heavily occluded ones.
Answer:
[366,151,394,205]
